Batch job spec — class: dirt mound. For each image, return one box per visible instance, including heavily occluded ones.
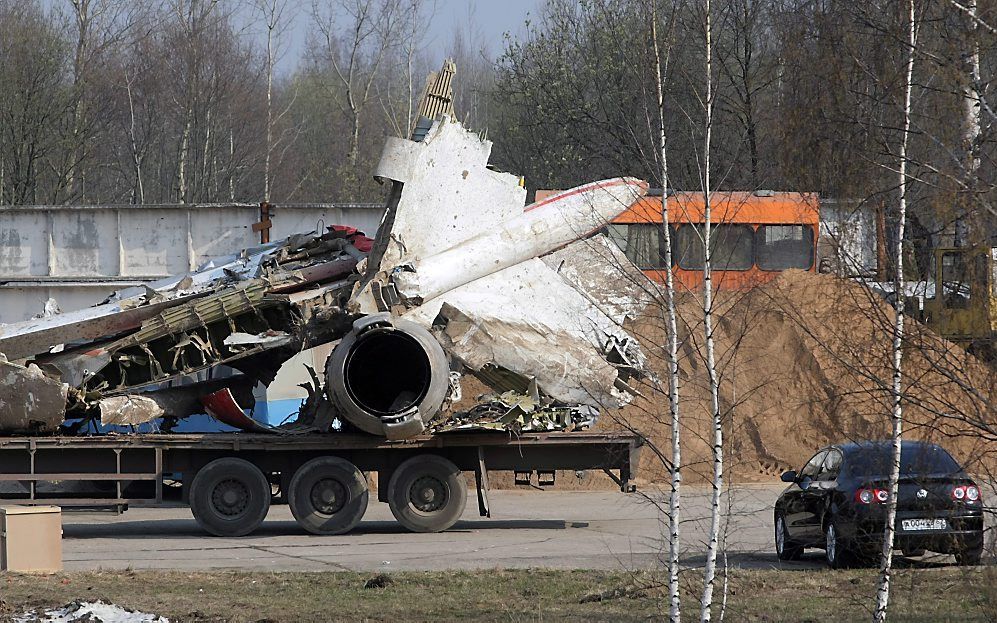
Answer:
[611,269,996,485]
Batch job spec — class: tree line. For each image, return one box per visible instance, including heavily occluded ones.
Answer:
[2,0,994,254]
[491,0,996,251]
[0,0,491,206]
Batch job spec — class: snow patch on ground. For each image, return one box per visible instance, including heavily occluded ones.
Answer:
[15,600,169,623]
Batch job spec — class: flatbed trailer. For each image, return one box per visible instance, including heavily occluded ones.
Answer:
[0,430,641,536]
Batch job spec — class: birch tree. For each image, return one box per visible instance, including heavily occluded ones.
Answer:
[651,1,683,620]
[955,0,980,246]
[872,2,916,622]
[382,0,433,137]
[312,0,400,174]
[60,0,139,202]
[699,0,723,619]
[254,0,290,204]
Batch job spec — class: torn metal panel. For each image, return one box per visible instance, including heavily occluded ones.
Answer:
[0,227,368,364]
[354,113,647,315]
[365,118,529,285]
[36,280,289,390]
[0,295,200,361]
[223,330,293,351]
[384,178,647,307]
[97,375,256,425]
[0,360,68,433]
[432,390,598,434]
[541,235,652,324]
[407,259,644,408]
[0,240,284,361]
[202,388,275,434]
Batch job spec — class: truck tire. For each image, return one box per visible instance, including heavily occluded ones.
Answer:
[190,457,271,537]
[387,454,467,533]
[288,456,368,535]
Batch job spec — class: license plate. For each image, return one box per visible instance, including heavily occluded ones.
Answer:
[901,518,947,531]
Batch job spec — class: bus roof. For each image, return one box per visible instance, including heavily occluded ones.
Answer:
[611,191,820,225]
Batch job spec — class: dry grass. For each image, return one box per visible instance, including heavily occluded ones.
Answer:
[0,567,994,622]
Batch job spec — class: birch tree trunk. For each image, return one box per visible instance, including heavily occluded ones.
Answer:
[177,114,190,203]
[873,2,915,621]
[229,126,236,202]
[63,0,92,203]
[700,0,723,619]
[263,2,276,203]
[125,75,144,204]
[957,0,980,246]
[651,2,682,621]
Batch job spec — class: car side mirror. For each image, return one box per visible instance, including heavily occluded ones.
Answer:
[780,470,798,483]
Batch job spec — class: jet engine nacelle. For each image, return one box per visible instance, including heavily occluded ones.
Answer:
[326,313,450,439]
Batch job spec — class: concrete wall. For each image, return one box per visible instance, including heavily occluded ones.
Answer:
[0,203,384,323]
[0,203,385,427]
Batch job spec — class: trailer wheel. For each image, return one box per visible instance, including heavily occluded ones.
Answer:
[288,457,369,535]
[387,455,467,533]
[190,458,271,537]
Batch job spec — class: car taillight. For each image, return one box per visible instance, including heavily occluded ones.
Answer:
[856,488,888,504]
[953,485,981,504]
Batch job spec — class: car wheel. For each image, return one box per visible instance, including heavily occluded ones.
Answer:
[955,547,982,566]
[824,519,851,569]
[775,514,803,561]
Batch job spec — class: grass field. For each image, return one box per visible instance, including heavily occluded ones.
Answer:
[1,567,995,622]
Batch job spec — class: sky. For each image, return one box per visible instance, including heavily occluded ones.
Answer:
[36,0,544,76]
[274,0,543,75]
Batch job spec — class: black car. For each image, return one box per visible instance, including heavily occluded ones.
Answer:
[774,440,984,568]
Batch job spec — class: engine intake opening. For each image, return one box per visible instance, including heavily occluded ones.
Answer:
[343,329,432,416]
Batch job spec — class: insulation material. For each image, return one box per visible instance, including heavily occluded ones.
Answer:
[98,395,166,426]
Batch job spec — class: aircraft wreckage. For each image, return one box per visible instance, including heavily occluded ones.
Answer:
[0,118,649,440]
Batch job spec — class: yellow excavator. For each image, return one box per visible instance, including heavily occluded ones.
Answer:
[921,244,997,363]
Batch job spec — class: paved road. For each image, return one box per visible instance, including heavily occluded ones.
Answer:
[59,484,845,572]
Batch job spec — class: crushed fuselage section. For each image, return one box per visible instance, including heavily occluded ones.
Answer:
[0,117,649,440]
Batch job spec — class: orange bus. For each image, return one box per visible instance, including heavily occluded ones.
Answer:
[606,190,821,291]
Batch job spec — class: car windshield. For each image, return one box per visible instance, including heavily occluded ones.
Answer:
[847,445,962,478]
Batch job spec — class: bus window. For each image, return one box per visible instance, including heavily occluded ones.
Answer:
[755,225,814,270]
[608,223,671,269]
[675,224,753,271]
[940,252,973,309]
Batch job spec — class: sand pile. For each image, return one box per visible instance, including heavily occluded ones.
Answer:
[611,269,996,485]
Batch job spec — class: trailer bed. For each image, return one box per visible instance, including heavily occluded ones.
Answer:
[0,431,641,512]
